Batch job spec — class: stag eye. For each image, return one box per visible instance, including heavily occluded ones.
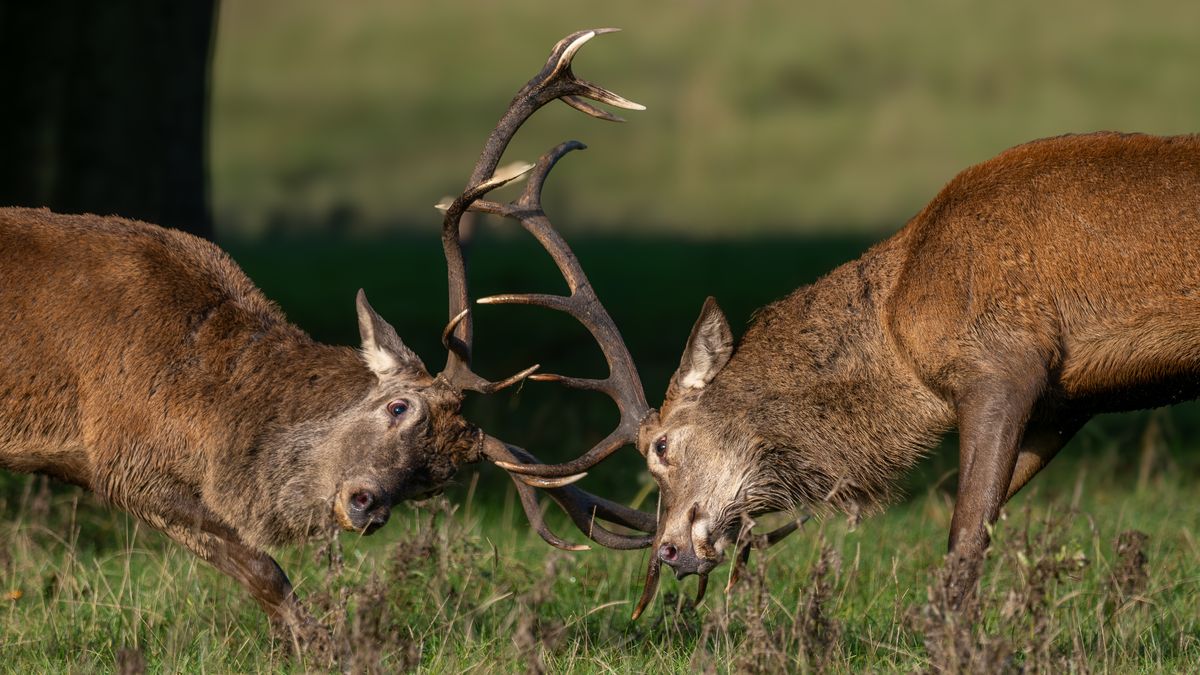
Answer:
[653,436,668,458]
[387,400,410,417]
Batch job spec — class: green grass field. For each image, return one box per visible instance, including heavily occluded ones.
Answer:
[3,424,1198,672]
[3,239,1199,672]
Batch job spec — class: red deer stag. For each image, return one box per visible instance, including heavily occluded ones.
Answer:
[495,131,1200,617]
[0,207,543,643]
[0,29,657,645]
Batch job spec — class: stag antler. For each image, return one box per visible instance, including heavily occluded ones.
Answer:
[451,36,654,478]
[474,141,655,480]
[438,28,643,395]
[437,29,655,550]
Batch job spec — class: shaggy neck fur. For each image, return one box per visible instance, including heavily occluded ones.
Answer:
[704,236,954,520]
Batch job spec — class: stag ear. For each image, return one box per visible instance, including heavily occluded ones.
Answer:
[673,297,733,391]
[356,289,427,376]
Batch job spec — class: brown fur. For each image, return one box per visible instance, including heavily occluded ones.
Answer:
[0,207,479,641]
[641,132,1200,592]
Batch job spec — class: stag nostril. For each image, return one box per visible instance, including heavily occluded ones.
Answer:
[349,490,374,512]
[659,543,678,563]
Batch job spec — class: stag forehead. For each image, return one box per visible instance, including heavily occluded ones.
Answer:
[652,400,764,518]
[366,372,457,402]
[654,409,758,489]
[660,387,750,440]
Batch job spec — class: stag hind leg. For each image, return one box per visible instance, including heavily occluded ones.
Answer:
[1004,416,1088,501]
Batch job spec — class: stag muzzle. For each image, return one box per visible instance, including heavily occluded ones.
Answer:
[631,502,722,621]
[657,540,718,579]
[656,501,722,578]
[334,481,393,535]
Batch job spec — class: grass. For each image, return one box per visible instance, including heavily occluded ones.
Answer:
[3,423,1199,672]
[211,0,1200,238]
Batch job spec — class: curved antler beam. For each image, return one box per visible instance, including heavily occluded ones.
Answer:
[482,436,654,550]
[466,141,654,478]
[437,28,653,551]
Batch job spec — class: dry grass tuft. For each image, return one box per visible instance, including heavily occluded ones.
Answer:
[913,507,1093,674]
[1110,530,1149,602]
[691,533,843,673]
[511,553,568,675]
[115,647,146,675]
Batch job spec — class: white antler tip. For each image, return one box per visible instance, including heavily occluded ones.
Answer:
[561,32,597,62]
[520,472,588,489]
[492,161,535,183]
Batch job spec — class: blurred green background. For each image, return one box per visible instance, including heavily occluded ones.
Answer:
[213,0,1200,237]
[208,0,1200,502]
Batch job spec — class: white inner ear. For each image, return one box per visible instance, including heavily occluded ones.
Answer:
[679,309,731,390]
[361,345,398,375]
[680,353,717,389]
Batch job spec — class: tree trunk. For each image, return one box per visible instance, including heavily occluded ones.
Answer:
[0,1,217,239]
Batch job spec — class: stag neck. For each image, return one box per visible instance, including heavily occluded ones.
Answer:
[235,336,376,429]
[710,243,954,515]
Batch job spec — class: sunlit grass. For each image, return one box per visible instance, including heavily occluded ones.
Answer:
[3,429,1198,671]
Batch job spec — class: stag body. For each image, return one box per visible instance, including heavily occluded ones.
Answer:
[0,207,477,636]
[652,131,1200,582]
[498,132,1200,610]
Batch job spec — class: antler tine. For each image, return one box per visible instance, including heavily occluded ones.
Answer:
[469,142,653,478]
[508,475,589,552]
[483,436,654,550]
[439,29,641,393]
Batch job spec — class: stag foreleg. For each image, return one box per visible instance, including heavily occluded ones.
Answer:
[946,359,1047,604]
[132,502,333,663]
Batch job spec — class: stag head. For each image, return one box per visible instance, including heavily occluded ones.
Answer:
[450,28,803,617]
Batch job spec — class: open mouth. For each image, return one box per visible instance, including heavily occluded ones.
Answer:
[357,516,388,535]
[336,505,390,535]
[672,555,721,579]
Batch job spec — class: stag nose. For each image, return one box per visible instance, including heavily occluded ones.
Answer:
[338,481,392,534]
[350,490,374,512]
[658,543,679,563]
[657,540,711,578]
